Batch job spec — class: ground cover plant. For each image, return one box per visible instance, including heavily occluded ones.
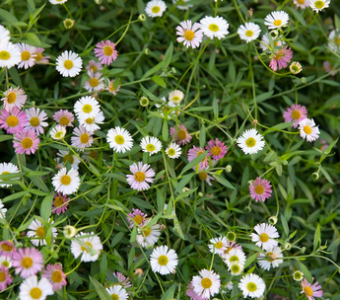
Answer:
[0,0,340,299]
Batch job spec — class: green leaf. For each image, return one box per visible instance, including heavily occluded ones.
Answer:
[280,213,289,236]
[212,94,218,119]
[0,135,13,142]
[162,119,168,141]
[160,284,176,300]
[298,262,312,282]
[40,194,54,220]
[180,151,208,176]
[313,223,321,252]
[163,42,173,69]
[152,75,166,88]
[89,277,111,300]
[244,253,258,268]
[213,174,235,189]
[199,124,206,147]
[0,8,18,25]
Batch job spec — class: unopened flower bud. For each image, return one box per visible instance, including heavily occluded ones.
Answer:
[312,172,319,180]
[300,247,306,253]
[301,77,307,84]
[144,48,150,55]
[289,61,302,75]
[226,231,236,242]
[138,14,146,22]
[140,96,149,107]
[225,165,232,173]
[268,216,278,225]
[182,187,190,193]
[252,119,258,126]
[270,30,279,39]
[94,0,102,4]
[134,268,144,277]
[284,242,291,250]
[245,206,251,213]
[198,192,204,197]
[63,225,77,238]
[248,8,253,17]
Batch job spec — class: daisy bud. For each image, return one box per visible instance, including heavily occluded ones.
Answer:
[171,67,176,74]
[312,172,319,180]
[182,187,190,193]
[245,206,251,212]
[289,61,302,74]
[293,270,304,281]
[144,48,150,55]
[94,0,102,4]
[226,231,236,242]
[284,242,291,250]
[248,8,253,17]
[252,119,258,126]
[63,18,75,29]
[301,77,307,84]
[63,225,77,238]
[198,192,204,197]
[224,165,232,173]
[195,132,200,139]
[268,216,278,225]
[300,247,306,253]
[140,96,149,107]
[270,30,279,39]
[134,268,144,277]
[138,14,146,22]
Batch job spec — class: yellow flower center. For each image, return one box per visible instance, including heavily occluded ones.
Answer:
[51,270,63,283]
[291,110,301,120]
[103,45,113,56]
[21,257,33,268]
[135,171,146,182]
[30,287,42,299]
[143,227,151,237]
[314,1,324,9]
[273,20,282,26]
[177,129,186,140]
[115,135,125,145]
[89,78,99,87]
[133,215,143,225]
[7,92,17,104]
[151,6,160,13]
[209,24,219,32]
[291,65,300,72]
[247,282,257,292]
[80,133,90,144]
[59,116,70,126]
[146,144,156,152]
[0,50,10,60]
[85,117,94,124]
[297,0,304,3]
[198,172,208,181]
[211,146,221,156]
[266,252,276,262]
[0,271,5,282]
[6,115,19,127]
[260,233,269,243]
[214,241,223,249]
[254,184,265,195]
[275,50,284,60]
[2,261,9,268]
[21,51,31,61]
[36,226,46,238]
[171,96,180,102]
[54,131,64,139]
[82,104,92,113]
[81,242,93,252]
[334,37,340,45]
[229,255,239,263]
[245,137,256,148]
[304,286,313,296]
[90,65,97,72]
[201,278,212,289]
[303,125,312,135]
[63,154,74,164]
[184,30,195,41]
[230,263,241,274]
[64,59,73,70]
[245,30,254,37]
[21,137,33,149]
[1,243,12,252]
[35,53,43,61]
[111,294,119,300]
[54,196,64,207]
[30,117,40,127]
[167,148,176,156]
[60,175,71,185]
[158,255,169,266]
[224,246,233,254]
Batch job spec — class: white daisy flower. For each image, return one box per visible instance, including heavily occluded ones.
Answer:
[107,126,133,153]
[150,245,178,275]
[264,11,289,29]
[74,96,101,119]
[298,118,320,142]
[106,286,128,300]
[237,22,261,43]
[293,0,310,8]
[166,142,182,159]
[50,125,66,140]
[200,16,229,40]
[0,255,12,268]
[169,90,184,105]
[0,25,10,47]
[224,248,246,267]
[260,33,285,52]
[56,50,82,77]
[328,29,340,52]
[258,246,283,271]
[17,43,37,69]
[0,162,20,188]
[0,42,21,68]
[172,0,193,10]
[136,219,161,248]
[237,129,265,155]
[145,0,167,18]
[78,110,104,132]
[310,0,330,12]
[208,236,227,255]
[71,126,94,151]
[71,232,103,262]
[229,261,244,276]
[0,199,7,219]
[83,71,104,92]
[56,150,81,170]
[176,20,203,49]
[192,269,221,299]
[26,219,58,247]
[250,223,279,251]
[239,273,266,298]
[52,167,80,195]
[140,136,162,155]
[19,276,54,300]
[49,0,68,4]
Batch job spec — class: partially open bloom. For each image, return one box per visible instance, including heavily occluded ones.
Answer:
[0,265,12,291]
[12,247,44,278]
[71,232,103,262]
[13,129,40,155]
[198,172,214,186]
[206,139,227,161]
[169,90,184,105]
[192,269,221,300]
[53,109,75,127]
[298,118,320,142]
[84,71,104,92]
[50,125,66,140]
[264,11,289,29]
[127,208,147,228]
[94,40,118,65]
[24,107,48,134]
[200,16,229,40]
[0,107,28,134]
[250,223,279,251]
[170,125,192,145]
[126,162,155,191]
[52,192,70,215]
[301,278,323,300]
[172,0,193,10]
[188,146,209,171]
[145,0,167,18]
[239,273,266,298]
[27,219,58,247]
[56,50,82,77]
[0,42,21,68]
[112,271,131,289]
[237,129,265,155]
[150,245,178,275]
[258,247,283,270]
[290,61,303,74]
[49,0,68,4]
[17,43,37,69]
[309,0,330,12]
[42,263,67,291]
[1,87,27,111]
[269,47,293,71]
[0,163,19,188]
[237,22,261,43]
[176,20,203,49]
[52,167,80,195]
[283,104,308,128]
[249,177,272,202]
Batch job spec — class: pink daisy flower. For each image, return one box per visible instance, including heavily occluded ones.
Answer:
[94,40,118,65]
[127,208,147,228]
[176,20,203,49]
[0,107,28,134]
[13,129,40,155]
[170,125,192,146]
[249,177,272,202]
[86,60,102,72]
[206,139,228,161]
[269,47,293,71]
[84,70,104,92]
[283,104,308,128]
[186,281,206,300]
[112,271,132,289]
[323,61,338,76]
[53,109,75,127]
[52,192,70,215]
[71,126,94,151]
[126,162,155,191]
[188,146,209,171]
[17,43,37,69]
[301,278,323,300]
[198,172,214,186]
[42,263,67,291]
[0,241,15,258]
[0,265,12,291]
[107,79,121,95]
[1,87,27,111]
[24,107,48,135]
[34,47,50,64]
[12,247,43,278]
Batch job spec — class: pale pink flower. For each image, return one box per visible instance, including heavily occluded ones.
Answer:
[176,20,203,49]
[17,43,37,69]
[186,281,206,300]
[301,278,323,300]
[323,61,338,76]
[0,241,15,258]
[220,241,243,260]
[206,139,228,161]
[170,124,192,145]
[24,107,48,134]
[94,40,118,65]
[188,146,209,171]
[71,126,94,151]
[249,177,272,202]
[198,172,214,186]
[127,208,147,228]
[12,247,43,278]
[126,162,155,191]
[13,129,40,155]
[86,60,102,72]
[84,70,104,92]
[283,104,308,128]
[269,47,293,71]
[1,87,27,111]
[0,107,28,134]
[52,192,70,215]
[112,271,132,289]
[0,265,12,291]
[34,47,50,64]
[53,109,75,127]
[42,263,67,291]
